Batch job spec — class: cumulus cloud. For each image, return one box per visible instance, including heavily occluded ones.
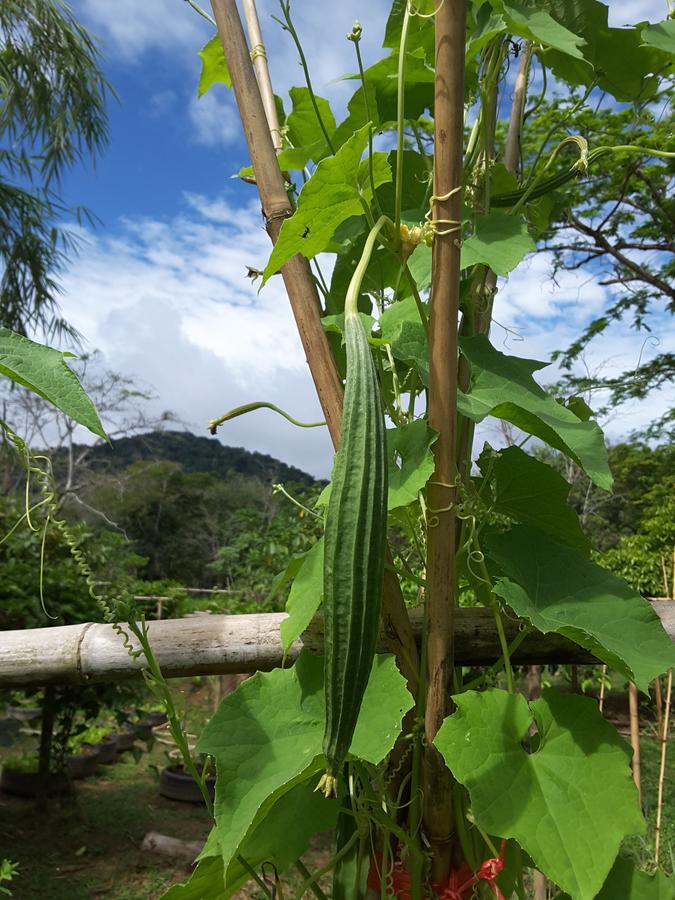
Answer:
[57,193,334,478]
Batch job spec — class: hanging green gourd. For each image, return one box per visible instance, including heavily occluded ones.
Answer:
[318,216,391,798]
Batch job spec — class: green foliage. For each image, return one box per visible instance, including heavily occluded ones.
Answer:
[435,688,644,899]
[457,336,613,489]
[279,537,323,653]
[0,498,141,629]
[0,0,110,336]
[478,445,590,552]
[263,125,391,283]
[459,211,535,275]
[487,525,675,691]
[195,651,412,888]
[197,35,231,96]
[0,328,106,439]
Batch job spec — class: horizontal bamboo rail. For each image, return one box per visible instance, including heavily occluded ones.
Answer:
[0,603,673,687]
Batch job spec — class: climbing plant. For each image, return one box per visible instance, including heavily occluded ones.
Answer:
[143,0,675,897]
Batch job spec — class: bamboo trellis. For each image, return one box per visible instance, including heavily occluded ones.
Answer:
[0,603,672,687]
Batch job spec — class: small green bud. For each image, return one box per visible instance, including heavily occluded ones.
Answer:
[347,21,362,43]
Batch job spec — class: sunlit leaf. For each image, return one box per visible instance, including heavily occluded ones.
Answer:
[263,125,391,284]
[0,328,106,439]
[198,35,231,97]
[435,688,644,899]
[503,3,587,60]
[197,651,412,885]
[486,525,675,691]
[280,538,323,653]
[641,19,675,55]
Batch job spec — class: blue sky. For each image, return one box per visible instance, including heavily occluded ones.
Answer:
[52,0,673,478]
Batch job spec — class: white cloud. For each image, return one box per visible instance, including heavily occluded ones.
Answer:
[74,0,206,61]
[58,194,334,477]
[187,90,241,146]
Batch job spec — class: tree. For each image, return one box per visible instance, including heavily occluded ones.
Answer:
[0,0,110,338]
[523,95,674,434]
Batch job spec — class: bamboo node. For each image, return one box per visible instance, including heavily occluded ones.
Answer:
[249,43,267,62]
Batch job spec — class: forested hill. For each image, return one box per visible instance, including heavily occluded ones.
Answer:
[81,430,315,486]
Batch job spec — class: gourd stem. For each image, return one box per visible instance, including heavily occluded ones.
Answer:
[345,216,393,318]
[395,4,413,235]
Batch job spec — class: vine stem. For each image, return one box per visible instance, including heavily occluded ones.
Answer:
[394,3,412,235]
[351,26,384,219]
[423,0,466,881]
[654,668,673,866]
[276,1,335,155]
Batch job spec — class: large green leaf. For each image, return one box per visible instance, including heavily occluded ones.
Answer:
[286,87,336,163]
[479,445,590,553]
[198,35,231,96]
[0,328,106,439]
[457,335,612,490]
[555,856,675,900]
[379,295,429,386]
[486,525,675,691]
[595,857,675,900]
[263,125,391,284]
[160,855,225,899]
[387,420,436,511]
[503,2,587,60]
[460,212,535,276]
[280,538,323,654]
[161,782,338,899]
[197,651,412,884]
[641,20,675,55]
[435,688,644,899]
[539,0,669,101]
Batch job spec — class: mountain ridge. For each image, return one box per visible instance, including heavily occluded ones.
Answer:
[79,429,316,486]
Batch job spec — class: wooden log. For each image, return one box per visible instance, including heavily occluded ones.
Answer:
[0,603,672,687]
[0,606,671,686]
[141,832,204,865]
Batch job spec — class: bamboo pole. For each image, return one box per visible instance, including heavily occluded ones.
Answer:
[241,0,283,152]
[655,668,672,866]
[209,0,419,690]
[209,0,343,446]
[628,681,642,806]
[424,0,466,879]
[3,606,672,688]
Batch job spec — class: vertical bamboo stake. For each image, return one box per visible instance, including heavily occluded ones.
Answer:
[241,0,283,152]
[628,681,642,806]
[598,665,607,713]
[210,0,343,445]
[209,0,419,689]
[424,0,466,880]
[654,676,663,737]
[655,668,672,865]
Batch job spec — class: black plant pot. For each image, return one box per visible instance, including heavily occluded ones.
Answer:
[115,729,136,752]
[66,746,100,780]
[158,765,215,805]
[142,712,167,727]
[95,735,118,764]
[0,766,69,798]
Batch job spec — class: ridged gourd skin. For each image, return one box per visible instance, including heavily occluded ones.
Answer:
[322,305,388,782]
